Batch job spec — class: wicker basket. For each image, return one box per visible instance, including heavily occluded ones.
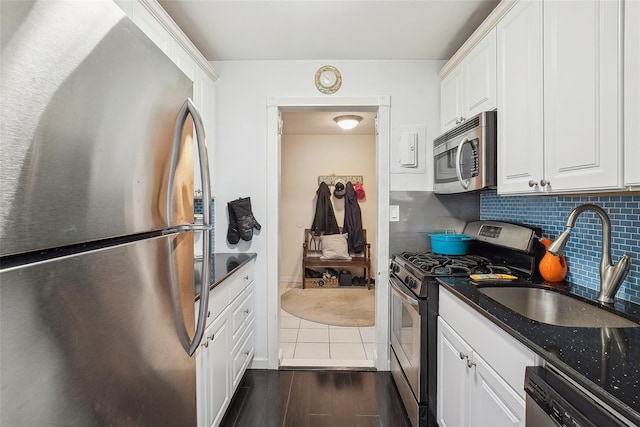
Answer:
[304,277,339,288]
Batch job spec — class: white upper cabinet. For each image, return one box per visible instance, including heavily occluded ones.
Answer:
[496,0,544,194]
[441,67,464,132]
[497,0,623,195]
[542,0,622,192]
[625,0,640,188]
[440,28,497,132]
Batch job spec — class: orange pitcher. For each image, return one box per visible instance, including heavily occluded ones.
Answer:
[538,238,568,282]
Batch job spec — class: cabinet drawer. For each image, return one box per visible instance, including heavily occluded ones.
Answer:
[231,283,254,341]
[196,281,230,328]
[229,262,254,303]
[231,320,254,389]
[440,288,536,398]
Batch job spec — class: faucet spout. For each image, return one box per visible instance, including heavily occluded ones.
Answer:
[547,204,631,304]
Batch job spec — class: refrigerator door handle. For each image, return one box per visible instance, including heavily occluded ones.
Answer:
[163,224,212,234]
[168,98,212,356]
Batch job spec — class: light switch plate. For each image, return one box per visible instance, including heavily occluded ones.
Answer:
[390,205,400,222]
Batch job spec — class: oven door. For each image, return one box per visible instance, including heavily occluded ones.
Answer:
[390,275,421,401]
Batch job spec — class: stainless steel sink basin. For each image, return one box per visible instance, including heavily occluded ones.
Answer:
[478,287,639,328]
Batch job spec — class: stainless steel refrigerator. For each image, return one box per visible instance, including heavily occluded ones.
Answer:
[0,2,212,425]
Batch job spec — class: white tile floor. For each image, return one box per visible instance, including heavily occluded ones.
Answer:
[279,283,376,368]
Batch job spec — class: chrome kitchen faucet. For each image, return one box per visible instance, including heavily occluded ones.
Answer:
[547,204,631,304]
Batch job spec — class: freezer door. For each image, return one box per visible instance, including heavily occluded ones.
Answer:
[0,1,194,256]
[0,233,196,426]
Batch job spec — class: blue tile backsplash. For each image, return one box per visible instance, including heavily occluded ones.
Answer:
[480,191,640,304]
[194,197,215,246]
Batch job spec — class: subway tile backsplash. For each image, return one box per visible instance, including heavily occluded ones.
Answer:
[480,191,640,304]
[194,197,215,247]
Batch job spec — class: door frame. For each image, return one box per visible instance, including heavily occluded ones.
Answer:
[265,95,391,370]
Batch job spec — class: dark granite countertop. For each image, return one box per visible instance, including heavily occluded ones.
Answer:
[194,252,257,301]
[436,277,640,425]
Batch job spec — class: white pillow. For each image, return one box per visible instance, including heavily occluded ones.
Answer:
[319,233,352,260]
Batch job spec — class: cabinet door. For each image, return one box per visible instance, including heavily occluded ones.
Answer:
[496,0,544,194]
[625,0,640,188]
[437,318,472,427]
[203,313,231,427]
[441,67,464,132]
[468,355,525,427]
[543,0,622,192]
[463,27,497,119]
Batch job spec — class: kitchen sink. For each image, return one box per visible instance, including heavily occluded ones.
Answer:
[478,287,639,328]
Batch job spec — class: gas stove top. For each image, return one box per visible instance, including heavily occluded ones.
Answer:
[399,251,516,278]
[390,221,545,299]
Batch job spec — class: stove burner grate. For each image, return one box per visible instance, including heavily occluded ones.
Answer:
[399,251,518,278]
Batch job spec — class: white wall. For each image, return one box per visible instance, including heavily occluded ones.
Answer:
[280,134,377,284]
[210,59,443,365]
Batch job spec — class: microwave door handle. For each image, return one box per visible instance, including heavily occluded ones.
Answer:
[455,137,471,190]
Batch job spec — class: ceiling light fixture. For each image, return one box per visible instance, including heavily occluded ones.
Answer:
[333,115,362,130]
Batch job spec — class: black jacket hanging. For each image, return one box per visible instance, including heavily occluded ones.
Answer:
[343,181,364,252]
[311,182,340,235]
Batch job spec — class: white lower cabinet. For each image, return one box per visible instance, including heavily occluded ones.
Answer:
[196,261,255,427]
[437,288,535,427]
[197,311,230,427]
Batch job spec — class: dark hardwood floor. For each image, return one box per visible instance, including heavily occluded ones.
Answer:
[219,369,412,427]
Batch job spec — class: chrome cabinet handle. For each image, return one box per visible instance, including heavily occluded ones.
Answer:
[528,180,537,188]
[243,309,250,315]
[459,352,467,360]
[203,341,209,348]
[455,118,460,124]
[466,358,476,368]
[244,351,250,357]
[540,179,550,187]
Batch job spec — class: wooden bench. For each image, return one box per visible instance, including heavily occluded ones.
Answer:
[302,228,371,289]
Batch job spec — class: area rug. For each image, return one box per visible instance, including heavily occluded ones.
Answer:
[281,288,375,327]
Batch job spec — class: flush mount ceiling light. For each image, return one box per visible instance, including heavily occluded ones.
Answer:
[333,115,362,130]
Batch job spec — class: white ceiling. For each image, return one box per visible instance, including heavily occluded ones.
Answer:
[158,0,500,61]
[158,1,499,134]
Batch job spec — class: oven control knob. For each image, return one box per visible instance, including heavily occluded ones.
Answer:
[391,263,400,274]
[406,277,416,288]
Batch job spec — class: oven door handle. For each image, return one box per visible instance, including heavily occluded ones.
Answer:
[390,276,420,310]
[455,137,471,190]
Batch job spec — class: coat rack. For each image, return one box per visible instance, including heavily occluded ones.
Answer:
[318,174,363,186]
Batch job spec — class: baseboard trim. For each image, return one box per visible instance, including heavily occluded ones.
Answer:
[249,356,271,370]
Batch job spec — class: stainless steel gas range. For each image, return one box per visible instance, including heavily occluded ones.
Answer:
[389,221,543,427]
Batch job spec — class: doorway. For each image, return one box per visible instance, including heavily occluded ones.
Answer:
[265,96,391,371]
[279,110,377,368]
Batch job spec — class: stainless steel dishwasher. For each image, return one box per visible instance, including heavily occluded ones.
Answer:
[525,366,630,427]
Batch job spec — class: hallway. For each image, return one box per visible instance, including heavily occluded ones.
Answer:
[279,282,375,368]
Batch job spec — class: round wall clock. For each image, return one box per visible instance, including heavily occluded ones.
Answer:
[315,65,342,94]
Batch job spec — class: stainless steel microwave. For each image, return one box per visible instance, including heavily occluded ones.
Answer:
[433,111,497,194]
